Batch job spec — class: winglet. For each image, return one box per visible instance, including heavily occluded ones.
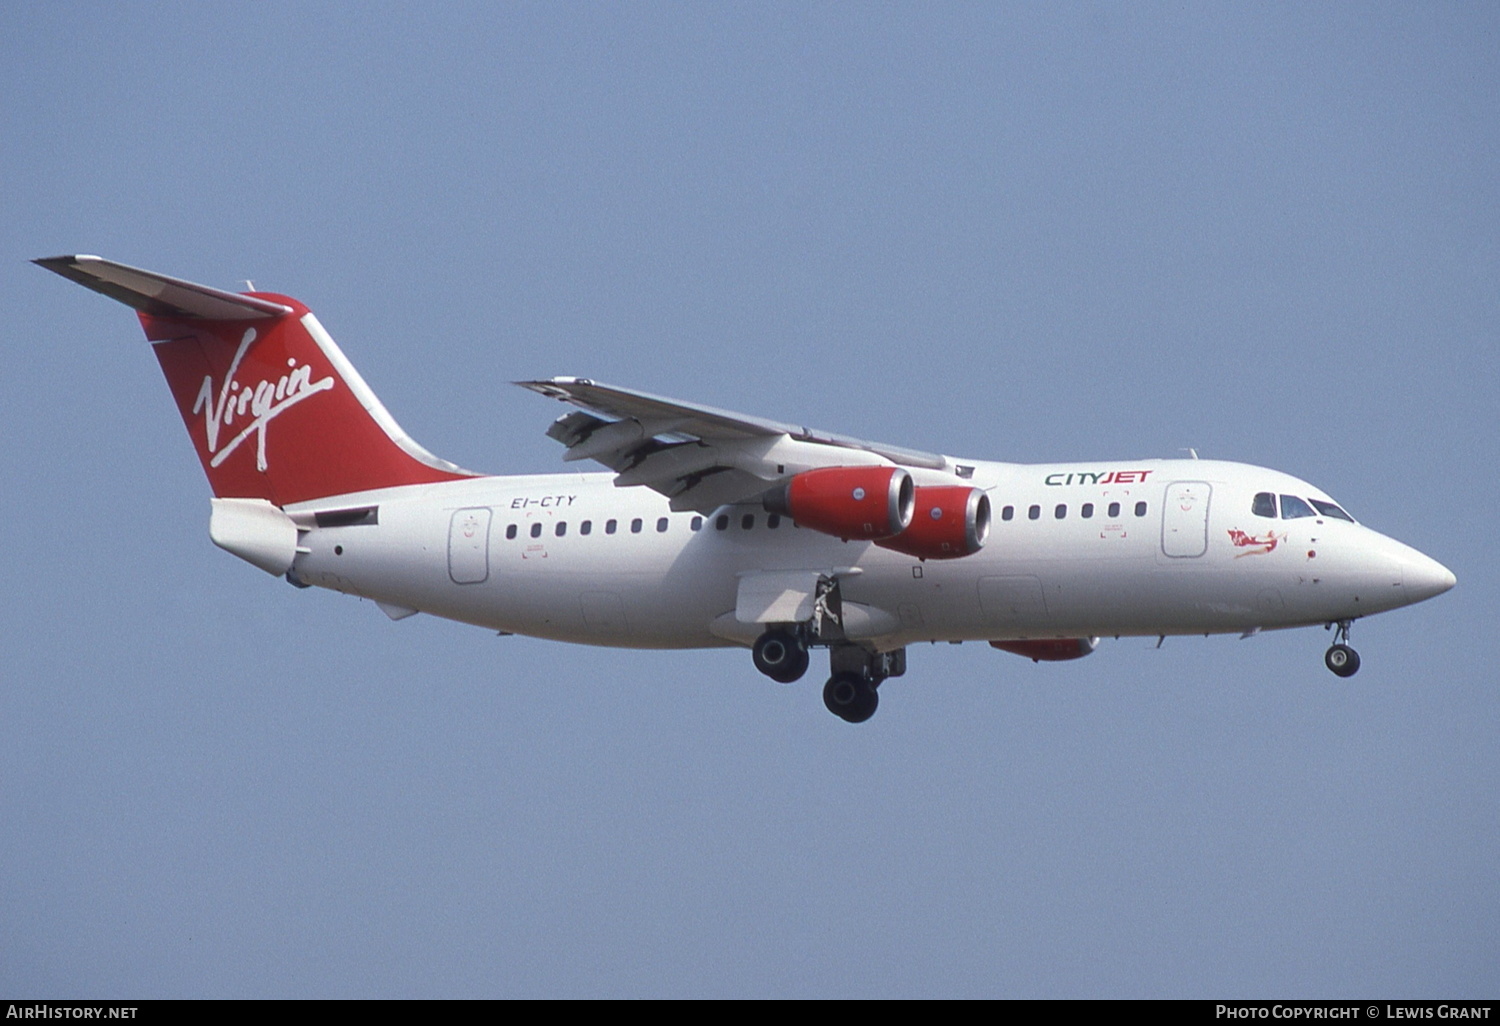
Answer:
[34,255,291,320]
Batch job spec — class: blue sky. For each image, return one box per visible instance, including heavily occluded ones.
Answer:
[2,2,1496,997]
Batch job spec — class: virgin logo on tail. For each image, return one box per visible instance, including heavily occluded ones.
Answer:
[192,327,335,471]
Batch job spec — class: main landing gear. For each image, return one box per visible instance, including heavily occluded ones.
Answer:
[1324,620,1361,678]
[750,627,903,723]
[752,627,810,684]
[822,643,904,724]
[823,673,879,723]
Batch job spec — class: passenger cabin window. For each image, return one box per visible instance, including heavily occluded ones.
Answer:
[1028,505,1041,520]
[656,517,669,533]
[530,523,542,538]
[1107,502,1121,518]
[1280,495,1316,520]
[580,520,592,535]
[742,514,755,530]
[605,519,617,535]
[715,515,729,531]
[1001,505,1014,521]
[1135,501,1147,517]
[1055,504,1066,519]
[1310,499,1354,522]
[767,514,781,529]
[506,524,517,540]
[1081,503,1094,519]
[555,522,566,537]
[631,518,643,534]
[691,517,703,531]
[1252,492,1278,518]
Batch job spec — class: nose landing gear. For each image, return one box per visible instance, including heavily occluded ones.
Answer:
[1324,620,1361,677]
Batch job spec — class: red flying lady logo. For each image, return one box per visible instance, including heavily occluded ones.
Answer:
[1227,528,1283,558]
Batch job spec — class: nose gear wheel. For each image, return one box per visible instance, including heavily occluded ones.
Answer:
[1324,620,1361,677]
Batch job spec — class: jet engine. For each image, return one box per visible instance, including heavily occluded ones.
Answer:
[989,638,1099,662]
[762,466,914,540]
[875,486,991,560]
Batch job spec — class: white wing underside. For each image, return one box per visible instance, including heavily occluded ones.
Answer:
[515,377,954,514]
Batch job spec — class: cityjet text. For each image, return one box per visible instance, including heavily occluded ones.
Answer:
[1045,470,1154,487]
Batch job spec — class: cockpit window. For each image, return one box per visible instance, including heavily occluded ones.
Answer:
[1252,492,1277,518]
[1310,499,1355,522]
[1280,494,1316,520]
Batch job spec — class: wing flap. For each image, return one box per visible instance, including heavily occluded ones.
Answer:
[666,468,767,512]
[612,442,725,489]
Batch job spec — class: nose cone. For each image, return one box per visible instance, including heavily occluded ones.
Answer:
[1403,550,1457,604]
[1349,531,1456,614]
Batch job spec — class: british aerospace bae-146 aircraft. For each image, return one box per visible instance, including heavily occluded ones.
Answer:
[38,255,1456,723]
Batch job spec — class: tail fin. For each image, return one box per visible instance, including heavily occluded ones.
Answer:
[36,256,478,506]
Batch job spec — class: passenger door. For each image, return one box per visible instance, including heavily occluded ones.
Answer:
[1160,481,1212,558]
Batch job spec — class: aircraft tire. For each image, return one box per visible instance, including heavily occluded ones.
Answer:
[823,673,878,723]
[1325,644,1361,677]
[753,629,809,684]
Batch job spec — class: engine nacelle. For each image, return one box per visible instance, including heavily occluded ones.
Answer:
[762,466,915,540]
[875,486,991,560]
[989,638,1099,662]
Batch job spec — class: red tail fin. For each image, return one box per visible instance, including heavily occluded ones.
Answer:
[37,256,477,506]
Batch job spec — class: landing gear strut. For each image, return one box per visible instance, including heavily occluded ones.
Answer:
[752,627,810,684]
[745,570,903,721]
[1324,620,1361,678]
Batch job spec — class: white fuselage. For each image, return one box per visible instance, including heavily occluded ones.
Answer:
[282,457,1454,651]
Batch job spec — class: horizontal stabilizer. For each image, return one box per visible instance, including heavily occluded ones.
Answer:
[34,255,291,321]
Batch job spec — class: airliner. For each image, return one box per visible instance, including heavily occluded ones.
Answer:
[37,255,1457,722]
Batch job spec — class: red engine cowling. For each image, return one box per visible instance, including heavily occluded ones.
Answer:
[989,638,1099,662]
[762,466,914,540]
[876,486,991,560]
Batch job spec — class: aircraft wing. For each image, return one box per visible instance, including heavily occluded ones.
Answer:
[515,377,952,513]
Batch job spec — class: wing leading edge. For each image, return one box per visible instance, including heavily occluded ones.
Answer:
[515,377,954,513]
